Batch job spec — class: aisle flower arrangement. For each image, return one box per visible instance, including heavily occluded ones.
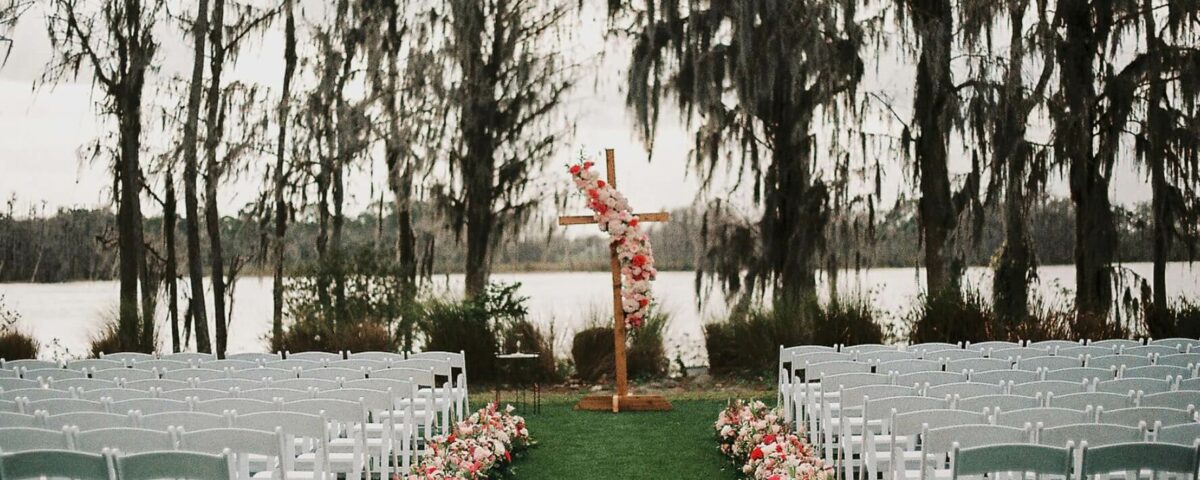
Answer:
[715,399,830,480]
[567,157,657,330]
[407,403,532,480]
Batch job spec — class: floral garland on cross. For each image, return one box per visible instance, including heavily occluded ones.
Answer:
[567,157,657,330]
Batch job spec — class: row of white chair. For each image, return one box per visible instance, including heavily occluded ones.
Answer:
[810,338,1200,355]
[0,449,237,480]
[948,440,1200,480]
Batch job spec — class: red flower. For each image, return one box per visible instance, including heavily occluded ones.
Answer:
[588,189,599,199]
[631,254,647,267]
[597,180,606,188]
[629,218,638,227]
[569,165,581,174]
[769,476,782,480]
[638,298,649,307]
[763,434,776,444]
[584,161,594,168]
[750,447,764,460]
[447,433,456,443]
[505,451,512,462]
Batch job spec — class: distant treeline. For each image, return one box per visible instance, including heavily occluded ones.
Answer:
[1,198,1191,283]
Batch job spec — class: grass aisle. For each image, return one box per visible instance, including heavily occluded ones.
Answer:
[514,399,736,479]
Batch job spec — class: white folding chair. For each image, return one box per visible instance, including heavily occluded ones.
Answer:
[23,368,86,381]
[0,448,110,480]
[72,427,175,453]
[1044,367,1116,383]
[158,388,233,402]
[297,367,365,382]
[913,424,1030,480]
[955,394,1040,413]
[992,406,1093,429]
[234,411,329,480]
[115,450,236,480]
[1124,345,1183,358]
[966,341,1022,352]
[110,398,191,416]
[1039,423,1146,447]
[192,398,278,416]
[125,379,191,392]
[285,399,367,480]
[1088,339,1143,349]
[1059,346,1117,359]
[0,411,43,428]
[946,358,1011,374]
[1158,354,1200,369]
[285,352,342,362]
[879,360,944,376]
[930,350,985,362]
[1046,392,1134,411]
[0,379,44,392]
[160,352,217,363]
[1098,406,1198,430]
[896,372,968,392]
[131,360,191,372]
[238,388,312,403]
[1010,380,1089,398]
[949,443,1071,480]
[1183,378,1200,391]
[0,426,71,451]
[179,427,287,480]
[1078,441,1200,480]
[888,409,990,480]
[65,359,124,371]
[989,347,1051,362]
[861,351,920,366]
[1088,354,1153,370]
[1157,423,1200,446]
[49,378,117,393]
[928,382,1005,400]
[1150,338,1200,352]
[845,344,899,354]
[136,411,229,431]
[1122,364,1193,380]
[4,360,60,371]
[908,343,963,357]
[94,368,158,383]
[969,370,1039,386]
[263,360,323,371]
[317,388,396,479]
[101,352,154,363]
[196,379,265,392]
[1016,356,1082,372]
[1139,391,1200,410]
[226,353,282,363]
[78,388,153,403]
[0,399,17,413]
[25,398,106,415]
[838,385,918,480]
[858,396,951,480]
[201,360,262,372]
[43,411,131,430]
[1096,377,1175,395]
[347,351,405,362]
[162,369,228,382]
[3,388,74,402]
[229,368,296,382]
[328,360,388,371]
[1027,340,1083,351]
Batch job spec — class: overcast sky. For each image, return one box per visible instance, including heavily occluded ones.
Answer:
[0,1,1153,221]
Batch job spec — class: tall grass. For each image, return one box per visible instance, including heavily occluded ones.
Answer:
[0,295,37,360]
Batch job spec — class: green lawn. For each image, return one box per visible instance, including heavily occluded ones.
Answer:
[512,399,740,480]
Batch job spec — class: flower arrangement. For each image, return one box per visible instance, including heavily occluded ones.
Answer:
[716,399,828,480]
[407,403,532,480]
[567,158,657,330]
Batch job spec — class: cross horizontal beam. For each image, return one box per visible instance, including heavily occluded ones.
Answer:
[557,211,670,226]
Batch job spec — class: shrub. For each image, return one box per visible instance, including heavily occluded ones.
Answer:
[88,318,121,359]
[419,282,530,384]
[0,295,38,361]
[905,288,994,344]
[705,294,884,376]
[271,319,398,354]
[500,320,559,384]
[571,312,671,382]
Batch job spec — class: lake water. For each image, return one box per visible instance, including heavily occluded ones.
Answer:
[2,262,1198,366]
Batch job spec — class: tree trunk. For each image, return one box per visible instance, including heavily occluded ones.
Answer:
[913,0,960,298]
[203,0,228,359]
[459,0,497,300]
[183,0,212,353]
[763,115,821,310]
[1143,0,1171,337]
[116,90,144,353]
[271,0,296,351]
[383,0,417,332]
[164,169,181,352]
[1059,0,1114,324]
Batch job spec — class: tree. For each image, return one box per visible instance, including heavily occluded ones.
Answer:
[613,0,866,309]
[0,0,31,67]
[202,0,230,358]
[270,0,296,350]
[434,0,575,298]
[44,0,165,351]
[181,0,214,353]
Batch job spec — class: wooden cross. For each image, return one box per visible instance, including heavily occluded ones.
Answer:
[558,148,673,412]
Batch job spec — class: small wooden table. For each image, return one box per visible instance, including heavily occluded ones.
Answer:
[495,352,541,413]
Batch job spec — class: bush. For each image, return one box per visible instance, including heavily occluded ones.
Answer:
[500,320,560,384]
[571,312,670,382]
[905,288,994,344]
[705,294,884,376]
[419,282,530,385]
[88,318,121,359]
[0,295,38,361]
[271,319,398,354]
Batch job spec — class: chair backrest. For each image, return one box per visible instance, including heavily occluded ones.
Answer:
[955,394,1040,413]
[1010,380,1088,398]
[196,360,260,372]
[1096,377,1174,395]
[3,389,73,402]
[78,388,152,402]
[1027,340,1083,350]
[44,412,129,430]
[966,341,1022,352]
[232,411,325,441]
[1183,377,1200,391]
[192,398,277,415]
[93,369,158,383]
[1124,345,1182,358]
[0,427,70,451]
[892,409,988,436]
[1079,441,1200,477]
[392,358,452,378]
[1047,392,1133,411]
[807,360,872,379]
[897,371,966,389]
[0,379,43,392]
[1157,423,1200,446]
[225,352,281,363]
[0,370,16,379]
[1140,391,1199,410]
[370,368,435,387]
[860,351,919,365]
[1016,356,1082,372]
[927,382,1005,400]
[863,396,949,423]
[26,398,106,415]
[0,449,110,480]
[227,368,295,381]
[0,400,16,413]
[839,385,916,411]
[137,411,227,431]
[1099,406,1197,429]
[923,424,1029,454]
[124,379,190,392]
[24,368,86,381]
[789,351,854,377]
[1059,346,1117,359]
[1089,339,1143,348]
[315,388,392,415]
[952,443,1071,479]
[110,398,190,416]
[1044,367,1116,383]
[101,352,154,363]
[908,342,962,356]
[1122,364,1191,380]
[4,360,60,371]
[346,351,406,361]
[298,367,366,381]
[73,427,174,454]
[193,379,263,392]
[969,370,1039,386]
[178,427,283,457]
[237,388,311,403]
[161,369,227,382]
[285,351,342,361]
[930,349,986,362]
[157,389,231,402]
[341,378,417,399]
[1157,354,1200,369]
[266,378,340,392]
[878,359,943,376]
[65,359,124,371]
[159,353,216,363]
[262,359,322,370]
[282,399,362,427]
[116,450,234,480]
[993,407,1092,429]
[820,372,891,394]
[843,344,896,353]
[1150,338,1200,352]
[0,412,42,428]
[49,378,118,393]
[989,347,1051,362]
[1039,423,1145,447]
[328,359,389,371]
[131,360,191,372]
[1088,354,1152,370]
[946,358,1013,374]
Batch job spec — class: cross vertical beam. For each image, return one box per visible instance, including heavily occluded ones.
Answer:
[603,149,631,400]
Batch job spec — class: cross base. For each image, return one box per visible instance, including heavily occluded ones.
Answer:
[574,394,673,412]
